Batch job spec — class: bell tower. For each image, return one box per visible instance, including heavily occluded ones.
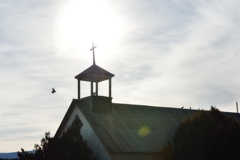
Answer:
[75,43,114,113]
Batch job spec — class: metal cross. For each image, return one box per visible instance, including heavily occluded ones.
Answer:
[90,43,97,65]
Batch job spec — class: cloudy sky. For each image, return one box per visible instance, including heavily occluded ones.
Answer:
[1,0,240,152]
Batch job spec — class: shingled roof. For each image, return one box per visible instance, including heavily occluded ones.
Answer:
[55,100,240,153]
[77,102,195,153]
[75,64,114,82]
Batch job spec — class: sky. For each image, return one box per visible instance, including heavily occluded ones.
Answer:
[1,0,240,152]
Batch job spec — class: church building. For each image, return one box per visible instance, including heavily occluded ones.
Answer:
[55,44,240,160]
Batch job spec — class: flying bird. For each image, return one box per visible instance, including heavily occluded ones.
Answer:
[52,88,56,94]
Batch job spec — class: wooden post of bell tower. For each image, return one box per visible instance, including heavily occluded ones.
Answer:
[78,79,80,99]
[109,78,112,98]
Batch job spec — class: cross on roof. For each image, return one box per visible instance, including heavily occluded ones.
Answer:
[90,43,97,65]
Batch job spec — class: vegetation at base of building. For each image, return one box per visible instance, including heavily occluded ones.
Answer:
[18,126,97,160]
[162,106,240,160]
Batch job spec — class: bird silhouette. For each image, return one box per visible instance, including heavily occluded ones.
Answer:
[52,88,56,94]
[181,106,184,109]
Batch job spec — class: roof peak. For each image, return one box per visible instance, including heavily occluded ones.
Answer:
[75,64,114,82]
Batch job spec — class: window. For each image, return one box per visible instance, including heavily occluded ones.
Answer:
[71,115,83,129]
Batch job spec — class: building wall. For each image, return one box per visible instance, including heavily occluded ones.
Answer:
[61,105,111,160]
[111,153,162,160]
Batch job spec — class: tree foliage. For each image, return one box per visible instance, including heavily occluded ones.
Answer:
[165,106,240,160]
[161,141,174,160]
[18,126,95,160]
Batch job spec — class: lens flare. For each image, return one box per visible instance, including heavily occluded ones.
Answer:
[138,126,150,137]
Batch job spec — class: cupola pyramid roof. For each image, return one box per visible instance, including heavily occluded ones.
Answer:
[75,64,114,82]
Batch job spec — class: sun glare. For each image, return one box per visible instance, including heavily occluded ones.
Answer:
[54,0,126,60]
[138,126,151,137]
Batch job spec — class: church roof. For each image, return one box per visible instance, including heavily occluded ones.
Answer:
[75,64,114,82]
[55,100,240,154]
[80,103,195,153]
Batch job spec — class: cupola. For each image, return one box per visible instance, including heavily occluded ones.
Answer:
[75,43,114,113]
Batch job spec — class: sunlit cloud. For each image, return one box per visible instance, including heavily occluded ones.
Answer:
[54,0,127,62]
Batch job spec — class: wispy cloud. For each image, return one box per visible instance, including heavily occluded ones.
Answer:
[1,0,240,152]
